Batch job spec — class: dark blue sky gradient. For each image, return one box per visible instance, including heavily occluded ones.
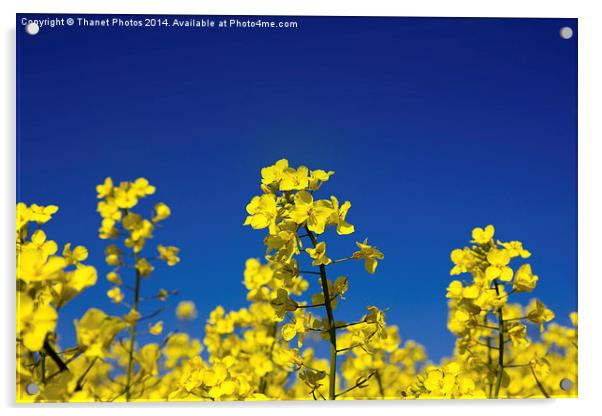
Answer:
[17,15,577,361]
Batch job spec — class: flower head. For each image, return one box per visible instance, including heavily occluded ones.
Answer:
[176,301,198,320]
[352,239,384,274]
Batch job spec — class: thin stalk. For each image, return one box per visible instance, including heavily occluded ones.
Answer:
[43,338,69,373]
[493,279,505,398]
[45,351,82,381]
[297,303,325,309]
[529,366,550,398]
[124,261,141,401]
[305,226,337,400]
[40,350,46,384]
[375,370,385,399]
[74,357,99,391]
[504,316,527,322]
[335,320,366,330]
[334,371,376,398]
[331,257,353,264]
[485,315,493,399]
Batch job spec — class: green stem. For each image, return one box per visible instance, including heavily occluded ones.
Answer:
[493,279,505,399]
[124,262,141,401]
[530,365,550,398]
[485,315,493,399]
[40,350,46,384]
[305,226,337,400]
[334,371,375,398]
[375,370,385,399]
[43,338,69,373]
[74,357,98,391]
[335,320,365,330]
[331,257,353,264]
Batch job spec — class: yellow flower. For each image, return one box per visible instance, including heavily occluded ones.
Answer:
[506,322,530,348]
[28,204,59,224]
[123,212,154,252]
[485,248,513,281]
[123,308,141,326]
[176,301,198,320]
[106,271,122,285]
[96,177,114,199]
[158,288,170,301]
[472,224,495,244]
[270,288,299,318]
[17,243,66,283]
[513,264,538,293]
[135,258,154,277]
[158,245,180,266]
[243,194,278,232]
[352,239,384,274]
[305,241,332,266]
[99,217,118,239]
[152,202,171,223]
[75,308,126,357]
[446,280,480,300]
[448,308,471,334]
[243,258,273,301]
[261,159,289,187]
[104,245,122,266]
[164,334,203,369]
[62,243,88,264]
[16,202,32,231]
[308,169,334,191]
[499,240,531,258]
[28,229,58,255]
[264,228,300,263]
[249,353,274,377]
[107,287,124,304]
[131,177,156,197]
[281,323,297,341]
[288,191,333,234]
[329,196,354,235]
[138,343,160,376]
[280,165,309,191]
[281,309,316,348]
[530,355,551,378]
[113,184,139,209]
[149,321,163,336]
[527,300,555,332]
[423,368,456,396]
[365,306,387,339]
[333,276,349,298]
[570,311,578,327]
[450,248,476,275]
[17,292,57,351]
[299,368,327,391]
[64,265,97,293]
[97,199,122,221]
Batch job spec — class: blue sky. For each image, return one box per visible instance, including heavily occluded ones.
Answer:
[17,15,577,362]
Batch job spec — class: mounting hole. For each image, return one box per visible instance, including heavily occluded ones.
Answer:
[25,22,40,36]
[560,378,573,391]
[25,382,39,395]
[559,27,573,40]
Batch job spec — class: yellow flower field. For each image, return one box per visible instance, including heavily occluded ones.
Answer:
[16,160,577,402]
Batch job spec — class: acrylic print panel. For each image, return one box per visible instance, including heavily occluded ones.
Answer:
[16,14,578,402]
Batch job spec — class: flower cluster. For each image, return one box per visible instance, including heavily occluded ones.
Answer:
[241,159,393,399]
[405,225,577,399]
[17,178,194,403]
[16,164,577,403]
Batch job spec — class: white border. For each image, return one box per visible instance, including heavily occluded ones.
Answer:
[2,1,600,415]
